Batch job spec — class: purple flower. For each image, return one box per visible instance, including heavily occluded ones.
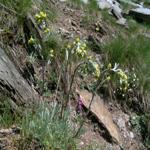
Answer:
[76,95,84,113]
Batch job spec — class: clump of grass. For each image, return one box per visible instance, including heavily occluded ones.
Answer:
[0,0,32,21]
[85,0,99,13]
[0,101,14,128]
[101,9,116,25]
[42,33,63,60]
[20,102,77,150]
[103,34,150,69]
[0,93,21,128]
[69,0,99,14]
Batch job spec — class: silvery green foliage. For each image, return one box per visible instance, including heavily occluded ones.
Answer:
[21,102,76,149]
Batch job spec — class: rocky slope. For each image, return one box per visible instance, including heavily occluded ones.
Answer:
[0,0,150,149]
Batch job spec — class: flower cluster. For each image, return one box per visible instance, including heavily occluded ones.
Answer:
[67,38,87,58]
[44,28,50,33]
[108,63,140,98]
[66,38,100,78]
[75,38,87,58]
[28,10,54,62]
[109,63,128,90]
[117,69,128,91]
[115,69,129,97]
[89,60,100,78]
[35,11,50,34]
[35,11,47,23]
[28,36,42,50]
[107,63,129,97]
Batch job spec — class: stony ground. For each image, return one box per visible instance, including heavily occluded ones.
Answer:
[0,1,149,150]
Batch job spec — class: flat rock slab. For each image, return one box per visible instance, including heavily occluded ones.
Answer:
[0,47,39,110]
[129,8,150,22]
[78,90,121,144]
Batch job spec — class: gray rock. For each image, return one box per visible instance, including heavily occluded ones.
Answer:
[116,18,127,26]
[97,0,127,26]
[0,47,39,111]
[129,132,134,139]
[129,8,150,22]
[97,0,111,9]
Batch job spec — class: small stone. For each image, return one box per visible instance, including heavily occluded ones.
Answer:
[117,118,126,130]
[129,132,134,139]
[80,141,84,145]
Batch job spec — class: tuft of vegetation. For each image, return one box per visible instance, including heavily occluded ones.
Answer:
[0,0,32,21]
[20,102,77,150]
[0,93,21,128]
[131,113,150,148]
[69,0,99,13]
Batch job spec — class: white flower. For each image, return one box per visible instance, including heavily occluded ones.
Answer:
[111,63,120,72]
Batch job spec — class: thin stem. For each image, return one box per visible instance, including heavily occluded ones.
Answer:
[42,62,45,97]
[66,62,85,108]
[61,61,85,119]
[54,70,62,101]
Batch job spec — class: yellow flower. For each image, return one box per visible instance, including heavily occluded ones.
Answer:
[39,11,47,18]
[106,76,111,81]
[94,63,100,78]
[87,56,92,60]
[28,36,35,44]
[44,28,50,33]
[50,49,54,53]
[124,80,128,85]
[107,63,112,69]
[81,46,85,50]
[82,43,86,48]
[35,11,47,23]
[76,37,80,42]
[67,44,71,49]
[95,69,100,78]
[35,14,41,19]
[124,87,127,91]
[49,49,54,58]
[117,70,123,76]
[118,70,128,80]
[123,74,128,80]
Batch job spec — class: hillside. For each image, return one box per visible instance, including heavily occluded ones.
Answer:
[0,0,150,150]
